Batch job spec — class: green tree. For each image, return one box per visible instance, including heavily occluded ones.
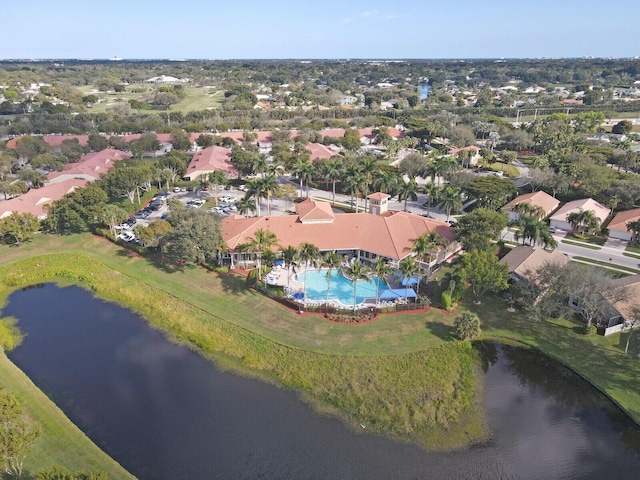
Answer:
[323,251,343,306]
[87,133,109,152]
[396,178,419,212]
[566,209,600,235]
[164,209,226,266]
[440,186,463,221]
[0,212,40,246]
[398,257,420,301]
[135,219,172,249]
[342,128,362,151]
[323,158,344,205]
[96,204,128,239]
[457,250,509,303]
[238,228,278,281]
[464,176,516,209]
[0,392,41,479]
[455,208,508,252]
[341,260,372,310]
[453,312,481,341]
[372,257,392,305]
[296,242,321,301]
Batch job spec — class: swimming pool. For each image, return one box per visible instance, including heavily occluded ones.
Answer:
[295,268,389,306]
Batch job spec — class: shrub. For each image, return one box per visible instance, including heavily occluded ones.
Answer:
[441,291,452,311]
[454,312,481,341]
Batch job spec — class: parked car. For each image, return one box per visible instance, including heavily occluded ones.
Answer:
[173,187,181,193]
[238,184,246,192]
[224,185,232,190]
[117,231,136,242]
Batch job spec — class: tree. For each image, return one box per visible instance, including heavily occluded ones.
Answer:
[372,257,392,305]
[464,176,516,209]
[612,120,633,135]
[281,245,298,290]
[398,257,420,301]
[396,178,419,212]
[208,171,227,206]
[455,208,508,252]
[440,186,463,221]
[87,133,109,152]
[239,228,278,281]
[453,313,481,341]
[341,260,372,310]
[422,182,440,217]
[324,158,343,205]
[164,209,226,266]
[259,173,280,216]
[196,134,215,148]
[18,169,46,189]
[342,128,362,151]
[323,252,342,306]
[410,231,448,269]
[0,212,40,246]
[0,392,41,479]
[96,204,128,239]
[134,219,172,249]
[512,214,557,249]
[566,209,600,235]
[296,242,321,301]
[457,250,510,303]
[627,220,640,246]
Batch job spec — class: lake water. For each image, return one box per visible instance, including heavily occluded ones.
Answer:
[4,284,640,479]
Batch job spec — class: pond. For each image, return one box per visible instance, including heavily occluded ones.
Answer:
[4,284,640,479]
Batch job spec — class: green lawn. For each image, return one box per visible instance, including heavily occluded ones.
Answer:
[561,239,601,250]
[572,256,640,274]
[565,232,608,246]
[79,85,224,114]
[0,351,133,478]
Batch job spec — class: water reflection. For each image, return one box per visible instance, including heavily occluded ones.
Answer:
[4,284,640,480]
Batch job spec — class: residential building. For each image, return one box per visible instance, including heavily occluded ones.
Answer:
[183,146,237,181]
[502,191,561,221]
[608,208,640,242]
[549,198,610,232]
[0,179,87,219]
[47,148,131,184]
[499,245,568,284]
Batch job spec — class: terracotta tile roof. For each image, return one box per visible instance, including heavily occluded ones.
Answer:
[47,148,130,184]
[184,145,236,180]
[295,199,335,222]
[448,145,480,155]
[305,143,340,161]
[221,199,455,261]
[608,208,640,233]
[502,191,561,217]
[499,245,568,282]
[6,135,89,149]
[549,198,611,225]
[368,192,391,201]
[0,179,87,219]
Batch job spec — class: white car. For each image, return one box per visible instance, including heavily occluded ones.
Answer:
[117,231,136,242]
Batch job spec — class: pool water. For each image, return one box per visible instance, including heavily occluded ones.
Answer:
[296,268,389,306]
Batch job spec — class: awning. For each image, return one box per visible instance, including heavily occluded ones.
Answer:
[400,275,421,286]
[274,259,284,266]
[379,288,416,300]
[292,292,304,300]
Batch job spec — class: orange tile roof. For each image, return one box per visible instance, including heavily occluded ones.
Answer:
[184,145,236,180]
[221,200,455,261]
[6,135,89,149]
[608,208,640,233]
[47,148,130,183]
[0,179,87,219]
[305,143,340,161]
[295,198,335,222]
[502,191,561,217]
[368,192,391,201]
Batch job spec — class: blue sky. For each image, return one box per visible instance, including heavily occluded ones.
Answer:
[1,0,638,59]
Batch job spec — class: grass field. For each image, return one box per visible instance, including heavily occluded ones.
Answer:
[0,350,133,478]
[79,85,224,114]
[1,233,639,458]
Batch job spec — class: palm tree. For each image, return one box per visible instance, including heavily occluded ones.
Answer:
[341,260,372,311]
[241,228,278,281]
[359,156,379,212]
[398,257,420,302]
[296,242,321,300]
[422,182,440,217]
[253,153,269,178]
[237,196,256,216]
[372,257,392,306]
[344,169,365,212]
[411,231,448,267]
[434,157,459,186]
[567,208,600,235]
[260,173,280,216]
[324,158,343,205]
[323,251,342,307]
[440,186,463,221]
[208,170,227,206]
[245,178,266,216]
[513,202,545,220]
[281,245,298,290]
[396,178,419,212]
[627,219,640,246]
[373,169,399,196]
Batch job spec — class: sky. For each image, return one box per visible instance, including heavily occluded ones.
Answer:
[1,0,638,60]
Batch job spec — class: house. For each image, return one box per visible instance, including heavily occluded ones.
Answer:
[549,198,610,232]
[47,148,130,184]
[596,275,640,336]
[183,146,237,181]
[499,245,568,284]
[0,179,87,219]
[305,143,341,161]
[608,208,640,242]
[219,193,459,268]
[502,191,560,221]
[448,146,481,166]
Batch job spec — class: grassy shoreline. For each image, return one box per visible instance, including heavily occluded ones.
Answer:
[0,250,487,451]
[1,233,639,463]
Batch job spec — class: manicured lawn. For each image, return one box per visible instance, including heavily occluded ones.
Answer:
[484,162,520,177]
[565,232,608,246]
[0,351,133,478]
[572,256,640,274]
[561,239,601,250]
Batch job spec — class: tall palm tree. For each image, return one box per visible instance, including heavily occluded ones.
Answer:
[253,153,269,178]
[241,228,278,281]
[344,169,365,212]
[237,196,256,216]
[513,201,545,220]
[440,186,463,221]
[260,173,280,216]
[567,208,600,235]
[372,257,392,306]
[341,260,372,311]
[323,251,342,307]
[434,157,459,186]
[208,170,227,206]
[411,231,448,267]
[396,178,419,212]
[359,156,379,212]
[627,219,640,246]
[245,178,266,216]
[281,245,298,290]
[296,242,321,300]
[398,257,420,302]
[423,182,440,217]
[324,158,343,205]
[373,169,399,196]
[295,161,314,198]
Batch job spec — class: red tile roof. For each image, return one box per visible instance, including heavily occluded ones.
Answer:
[47,148,130,184]
[608,208,640,233]
[221,199,455,261]
[305,143,340,161]
[184,145,237,180]
[0,179,87,219]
